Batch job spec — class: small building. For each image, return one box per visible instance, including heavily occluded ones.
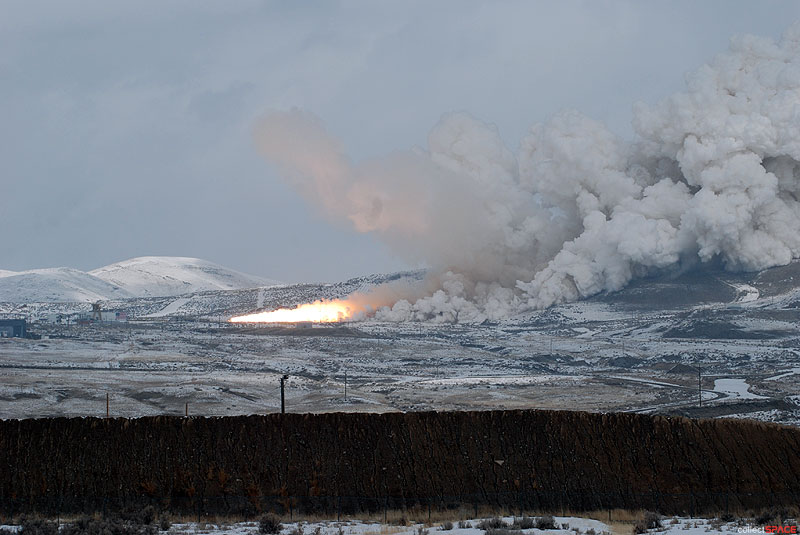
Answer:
[0,319,26,338]
[76,310,128,324]
[101,310,128,322]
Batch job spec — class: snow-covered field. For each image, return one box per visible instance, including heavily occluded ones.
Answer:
[1,295,798,422]
[1,257,799,424]
[0,515,783,535]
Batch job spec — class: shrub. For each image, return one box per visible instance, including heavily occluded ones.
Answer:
[19,516,58,535]
[117,506,157,527]
[259,514,283,535]
[632,512,661,534]
[159,516,171,531]
[458,521,472,529]
[477,518,508,531]
[417,527,430,535]
[644,512,661,530]
[440,522,453,531]
[535,516,556,530]
[511,517,534,530]
[139,506,157,525]
[59,516,157,535]
[586,529,596,535]
[755,509,788,525]
[484,530,521,535]
[755,510,774,525]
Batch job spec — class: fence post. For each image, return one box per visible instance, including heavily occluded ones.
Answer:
[337,496,341,522]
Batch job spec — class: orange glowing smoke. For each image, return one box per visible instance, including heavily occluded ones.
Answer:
[229,300,353,323]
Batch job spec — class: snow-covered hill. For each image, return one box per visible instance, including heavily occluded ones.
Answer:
[0,257,280,303]
[0,268,133,303]
[89,256,280,298]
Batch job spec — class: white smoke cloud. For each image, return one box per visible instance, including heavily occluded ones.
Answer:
[254,25,800,322]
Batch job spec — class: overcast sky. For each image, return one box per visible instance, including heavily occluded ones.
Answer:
[3,1,800,283]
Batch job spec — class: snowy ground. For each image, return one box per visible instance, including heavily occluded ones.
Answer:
[1,295,799,423]
[1,266,799,424]
[0,515,786,535]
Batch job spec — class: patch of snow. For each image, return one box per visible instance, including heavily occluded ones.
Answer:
[419,375,589,386]
[766,367,800,381]
[1,515,758,535]
[572,327,598,338]
[713,378,767,400]
[144,297,191,318]
[734,284,760,303]
[609,376,680,388]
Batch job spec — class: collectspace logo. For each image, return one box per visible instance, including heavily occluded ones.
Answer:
[740,527,799,534]
[765,527,798,534]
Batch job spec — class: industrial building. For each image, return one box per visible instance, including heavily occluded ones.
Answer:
[0,319,26,338]
[75,310,128,325]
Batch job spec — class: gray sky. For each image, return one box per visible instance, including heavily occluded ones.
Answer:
[3,1,800,283]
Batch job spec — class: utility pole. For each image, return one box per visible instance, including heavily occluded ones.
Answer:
[697,365,702,408]
[280,375,288,414]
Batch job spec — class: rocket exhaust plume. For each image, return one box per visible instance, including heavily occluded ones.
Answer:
[228,282,419,324]
[251,24,800,323]
[230,300,354,323]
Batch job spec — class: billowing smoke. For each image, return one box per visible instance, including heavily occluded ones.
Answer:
[254,25,800,322]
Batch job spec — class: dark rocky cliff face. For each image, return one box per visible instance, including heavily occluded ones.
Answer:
[1,410,798,516]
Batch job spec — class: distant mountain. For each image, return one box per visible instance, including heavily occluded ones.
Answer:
[0,257,280,303]
[0,268,133,303]
[89,256,280,298]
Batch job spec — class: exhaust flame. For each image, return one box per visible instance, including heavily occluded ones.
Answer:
[229,300,353,323]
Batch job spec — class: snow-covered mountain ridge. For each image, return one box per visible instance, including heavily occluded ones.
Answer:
[89,256,280,298]
[0,257,279,303]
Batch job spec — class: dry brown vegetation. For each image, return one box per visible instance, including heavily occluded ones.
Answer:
[1,410,799,517]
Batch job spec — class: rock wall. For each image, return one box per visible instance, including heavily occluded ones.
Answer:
[1,410,798,516]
